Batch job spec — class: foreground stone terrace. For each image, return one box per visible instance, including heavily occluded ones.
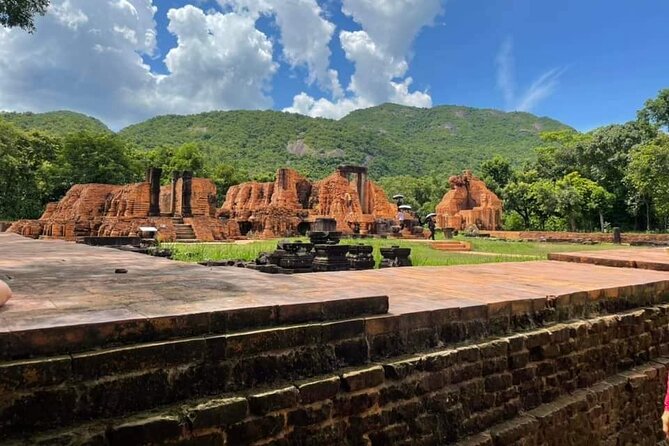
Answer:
[2,233,669,444]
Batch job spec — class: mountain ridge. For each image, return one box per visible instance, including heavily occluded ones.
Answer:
[1,104,572,178]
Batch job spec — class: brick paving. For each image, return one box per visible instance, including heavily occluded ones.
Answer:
[2,233,669,336]
[549,247,669,271]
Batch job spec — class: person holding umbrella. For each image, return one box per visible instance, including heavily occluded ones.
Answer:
[425,212,437,240]
[398,204,412,230]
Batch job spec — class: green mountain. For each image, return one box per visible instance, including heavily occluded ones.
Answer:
[341,103,571,174]
[120,104,571,178]
[0,111,111,135]
[2,104,572,179]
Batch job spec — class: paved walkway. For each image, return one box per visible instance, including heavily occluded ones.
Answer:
[2,233,669,335]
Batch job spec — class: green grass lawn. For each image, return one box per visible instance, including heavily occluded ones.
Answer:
[165,236,629,268]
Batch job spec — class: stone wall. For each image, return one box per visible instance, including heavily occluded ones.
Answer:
[487,230,669,245]
[5,277,669,445]
[14,305,669,445]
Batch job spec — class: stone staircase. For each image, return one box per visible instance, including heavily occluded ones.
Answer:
[172,217,196,241]
[429,240,471,251]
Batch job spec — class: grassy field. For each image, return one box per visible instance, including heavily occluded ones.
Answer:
[166,236,627,268]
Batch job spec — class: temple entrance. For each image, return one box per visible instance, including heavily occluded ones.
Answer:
[297,221,311,236]
[238,221,252,236]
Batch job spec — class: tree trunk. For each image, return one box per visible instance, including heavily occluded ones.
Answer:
[599,211,605,232]
[570,216,577,232]
[646,200,651,231]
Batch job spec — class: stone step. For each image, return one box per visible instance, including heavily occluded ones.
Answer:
[429,241,471,252]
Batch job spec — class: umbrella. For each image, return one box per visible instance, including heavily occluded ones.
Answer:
[398,204,412,210]
[392,194,405,200]
[426,212,437,218]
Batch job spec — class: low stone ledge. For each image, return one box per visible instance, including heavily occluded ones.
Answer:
[11,306,669,445]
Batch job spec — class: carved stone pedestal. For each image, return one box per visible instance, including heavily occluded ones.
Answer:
[312,245,350,272]
[379,246,412,268]
[347,245,375,270]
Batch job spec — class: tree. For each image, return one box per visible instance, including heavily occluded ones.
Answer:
[555,172,613,231]
[502,170,539,229]
[0,0,49,32]
[42,132,142,201]
[0,120,59,219]
[480,155,513,195]
[626,136,669,230]
[210,163,249,205]
[638,88,669,131]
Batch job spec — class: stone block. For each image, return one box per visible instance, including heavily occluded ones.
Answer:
[297,376,341,404]
[107,415,183,445]
[224,306,276,332]
[287,401,333,426]
[322,296,388,320]
[226,414,285,445]
[321,319,365,342]
[0,355,71,392]
[186,397,248,430]
[341,366,385,392]
[71,338,206,379]
[248,386,299,415]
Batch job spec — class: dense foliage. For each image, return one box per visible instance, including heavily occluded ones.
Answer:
[499,89,669,231]
[119,104,569,180]
[0,0,49,32]
[0,111,111,135]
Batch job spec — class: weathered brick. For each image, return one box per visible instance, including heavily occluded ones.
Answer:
[288,401,333,426]
[187,397,248,430]
[341,365,385,392]
[0,355,71,392]
[297,376,341,404]
[108,415,183,445]
[248,386,298,415]
[226,414,285,445]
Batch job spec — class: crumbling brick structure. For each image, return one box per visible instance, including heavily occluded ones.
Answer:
[9,169,234,242]
[218,166,397,238]
[436,170,503,230]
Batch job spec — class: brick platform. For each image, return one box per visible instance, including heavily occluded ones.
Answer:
[549,247,669,271]
[3,233,669,444]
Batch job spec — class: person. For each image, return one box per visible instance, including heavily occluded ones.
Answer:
[427,216,436,240]
[397,210,405,230]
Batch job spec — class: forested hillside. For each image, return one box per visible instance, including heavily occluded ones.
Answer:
[0,111,110,135]
[118,104,570,178]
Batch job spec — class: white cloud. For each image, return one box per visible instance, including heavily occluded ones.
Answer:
[495,37,565,112]
[219,0,342,96]
[285,0,441,119]
[0,1,277,129]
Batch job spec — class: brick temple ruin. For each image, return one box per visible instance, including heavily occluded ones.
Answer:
[218,165,397,238]
[436,170,503,231]
[8,168,237,242]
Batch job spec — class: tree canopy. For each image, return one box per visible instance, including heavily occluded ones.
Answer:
[0,0,49,32]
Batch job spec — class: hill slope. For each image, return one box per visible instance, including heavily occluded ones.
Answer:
[0,111,111,135]
[341,103,571,173]
[120,104,571,178]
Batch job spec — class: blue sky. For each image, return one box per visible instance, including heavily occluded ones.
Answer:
[0,0,667,130]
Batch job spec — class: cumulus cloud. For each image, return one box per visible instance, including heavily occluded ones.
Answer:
[495,37,565,112]
[285,0,442,119]
[219,0,342,97]
[0,0,277,129]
